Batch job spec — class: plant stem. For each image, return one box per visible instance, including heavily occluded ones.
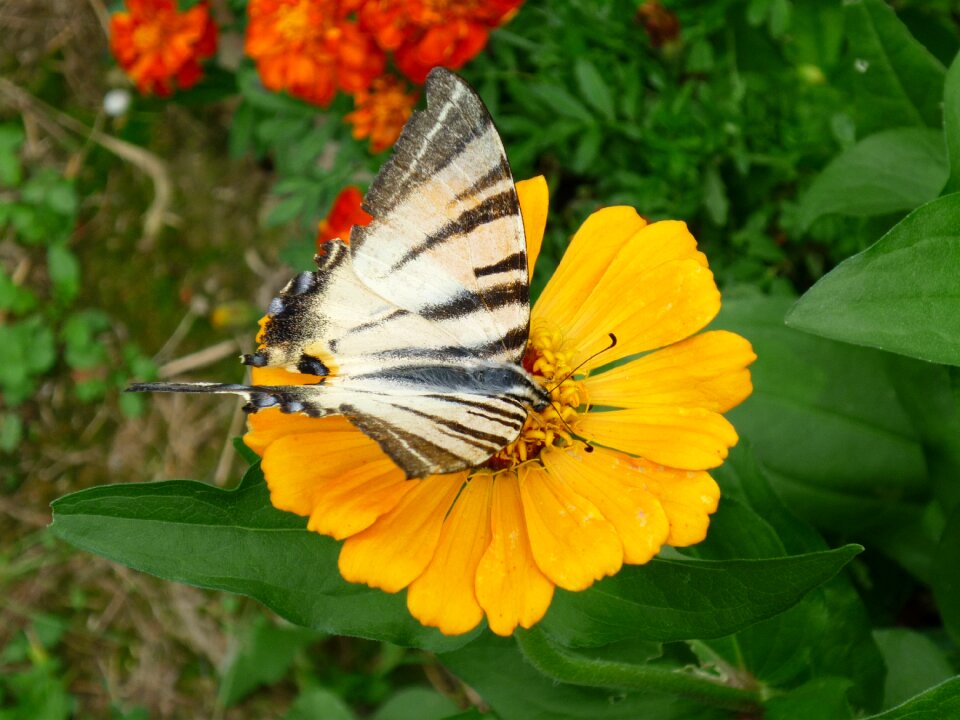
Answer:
[515,627,764,714]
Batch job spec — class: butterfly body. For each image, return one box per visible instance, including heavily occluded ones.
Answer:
[131,68,545,479]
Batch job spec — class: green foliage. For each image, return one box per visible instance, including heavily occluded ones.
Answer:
[0,615,75,719]
[0,121,156,426]
[26,0,960,716]
[787,194,960,365]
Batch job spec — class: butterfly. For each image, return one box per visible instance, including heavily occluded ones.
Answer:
[131,68,551,479]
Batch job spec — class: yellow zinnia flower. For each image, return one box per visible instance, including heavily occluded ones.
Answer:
[244,176,755,637]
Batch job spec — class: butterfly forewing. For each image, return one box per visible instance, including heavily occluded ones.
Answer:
[351,68,529,364]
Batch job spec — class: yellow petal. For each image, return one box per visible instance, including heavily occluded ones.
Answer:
[629,459,720,547]
[533,206,647,330]
[579,407,738,471]
[338,473,465,593]
[261,430,409,538]
[584,331,756,413]
[475,473,555,636]
[518,463,623,591]
[516,176,549,282]
[406,474,494,635]
[244,413,354,456]
[567,258,721,370]
[541,444,669,565]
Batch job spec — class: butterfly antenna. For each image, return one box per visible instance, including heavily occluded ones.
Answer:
[545,332,617,393]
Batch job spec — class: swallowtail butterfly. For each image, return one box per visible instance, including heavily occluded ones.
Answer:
[131,68,551,478]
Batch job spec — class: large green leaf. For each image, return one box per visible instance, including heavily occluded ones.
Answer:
[538,545,860,647]
[873,629,955,710]
[49,466,474,653]
[715,297,928,531]
[787,194,960,366]
[862,677,960,720]
[797,128,947,230]
[440,634,725,720]
[942,52,960,194]
[843,0,945,135]
[702,446,884,711]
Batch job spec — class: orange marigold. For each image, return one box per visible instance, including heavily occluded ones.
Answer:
[345,76,419,152]
[109,0,218,96]
[356,0,523,83]
[316,186,373,251]
[246,0,385,106]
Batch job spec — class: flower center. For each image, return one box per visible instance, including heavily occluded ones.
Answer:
[132,21,167,52]
[274,0,326,42]
[484,324,584,471]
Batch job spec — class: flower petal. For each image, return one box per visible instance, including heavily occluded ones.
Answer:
[584,331,756,413]
[338,473,465,593]
[629,459,720,547]
[515,175,549,282]
[261,430,409,538]
[533,206,647,330]
[519,463,623,591]
[541,444,669,565]
[579,407,738,470]
[568,257,721,370]
[475,473,554,636]
[244,413,354,456]
[406,474,494,635]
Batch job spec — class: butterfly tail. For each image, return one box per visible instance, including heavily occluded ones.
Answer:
[127,381,330,416]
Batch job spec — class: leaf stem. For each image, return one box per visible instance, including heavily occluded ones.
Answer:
[514,627,764,714]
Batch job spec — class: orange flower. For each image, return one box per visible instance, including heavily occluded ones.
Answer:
[316,186,372,251]
[245,0,385,106]
[357,0,523,83]
[345,76,419,152]
[244,177,755,636]
[109,0,218,96]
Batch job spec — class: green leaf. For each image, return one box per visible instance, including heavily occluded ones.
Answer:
[573,59,615,122]
[539,545,861,647]
[933,505,960,645]
[371,688,459,720]
[284,688,355,720]
[843,0,946,135]
[943,52,960,194]
[528,83,594,124]
[861,677,960,720]
[787,194,960,366]
[0,270,37,314]
[703,165,729,226]
[218,615,321,706]
[0,412,23,453]
[797,128,947,230]
[0,123,24,187]
[49,467,475,653]
[440,635,726,720]
[763,678,854,720]
[46,243,80,304]
[715,297,928,531]
[874,629,954,709]
[704,446,885,711]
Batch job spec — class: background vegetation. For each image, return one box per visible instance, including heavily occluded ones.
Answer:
[3,0,960,717]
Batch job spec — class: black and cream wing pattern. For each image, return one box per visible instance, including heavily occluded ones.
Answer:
[132,69,549,478]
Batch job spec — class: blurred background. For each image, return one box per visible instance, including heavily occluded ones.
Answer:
[2,0,959,717]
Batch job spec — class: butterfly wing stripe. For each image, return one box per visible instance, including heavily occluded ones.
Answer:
[390,190,519,271]
[340,404,471,478]
[420,393,527,424]
[452,156,512,202]
[420,281,525,321]
[474,252,527,278]
[404,407,516,450]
